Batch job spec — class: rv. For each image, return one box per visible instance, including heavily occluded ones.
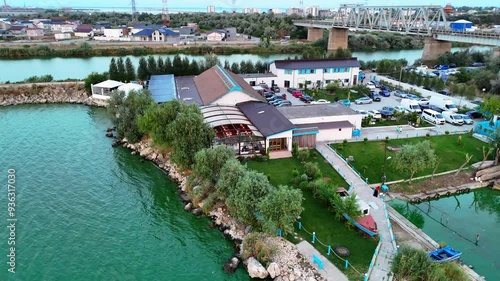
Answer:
[429,96,458,113]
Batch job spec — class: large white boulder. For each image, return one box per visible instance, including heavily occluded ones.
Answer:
[267,262,281,278]
[245,257,269,279]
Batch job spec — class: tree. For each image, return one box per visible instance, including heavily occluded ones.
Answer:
[455,68,472,83]
[137,57,149,81]
[116,57,126,82]
[108,90,154,143]
[230,62,240,74]
[215,158,247,198]
[481,96,500,118]
[258,185,304,235]
[164,57,173,74]
[157,57,164,74]
[189,60,200,75]
[192,145,236,186]
[391,140,437,183]
[147,55,158,75]
[223,59,230,70]
[172,54,183,75]
[204,53,220,69]
[137,100,183,145]
[108,58,119,80]
[84,72,108,96]
[125,57,136,82]
[227,170,272,225]
[331,47,352,58]
[167,108,215,169]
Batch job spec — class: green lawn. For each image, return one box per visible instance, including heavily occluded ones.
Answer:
[363,118,433,128]
[330,135,488,184]
[303,88,368,103]
[246,151,378,280]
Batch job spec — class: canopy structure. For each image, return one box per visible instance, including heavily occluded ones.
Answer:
[117,83,143,96]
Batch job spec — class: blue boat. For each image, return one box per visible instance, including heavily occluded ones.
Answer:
[429,246,462,263]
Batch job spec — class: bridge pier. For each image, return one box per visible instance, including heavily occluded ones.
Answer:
[422,37,451,62]
[327,28,349,52]
[307,27,324,42]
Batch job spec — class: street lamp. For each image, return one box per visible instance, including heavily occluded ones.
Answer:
[382,141,392,185]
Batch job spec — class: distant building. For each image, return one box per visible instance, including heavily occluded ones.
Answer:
[33,19,52,29]
[54,33,71,40]
[132,28,154,41]
[305,6,320,17]
[271,9,283,14]
[268,58,361,89]
[286,7,304,16]
[207,5,215,13]
[152,28,179,42]
[74,24,94,37]
[206,29,226,41]
[16,20,34,28]
[243,8,260,14]
[179,26,196,37]
[450,19,473,31]
[319,9,334,18]
[91,80,125,100]
[131,23,162,35]
[26,27,44,37]
[103,28,128,38]
[51,23,77,33]
[7,25,26,35]
[224,27,237,40]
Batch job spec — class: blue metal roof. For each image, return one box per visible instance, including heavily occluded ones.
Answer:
[133,28,154,36]
[148,75,177,103]
[157,27,179,37]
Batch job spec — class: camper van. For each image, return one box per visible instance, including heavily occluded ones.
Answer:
[429,96,458,112]
[442,111,464,125]
[400,99,422,113]
[421,109,445,125]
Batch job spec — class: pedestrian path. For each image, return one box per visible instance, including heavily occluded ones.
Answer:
[316,142,396,281]
[297,241,349,281]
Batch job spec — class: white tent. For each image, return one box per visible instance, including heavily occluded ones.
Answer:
[117,83,144,96]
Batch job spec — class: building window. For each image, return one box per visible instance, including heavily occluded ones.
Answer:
[344,68,348,72]
[344,79,349,83]
[324,69,328,73]
[325,80,331,84]
[339,128,342,131]
[310,69,315,74]
[284,69,292,75]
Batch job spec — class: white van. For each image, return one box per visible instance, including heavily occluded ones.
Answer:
[442,111,464,125]
[421,109,445,125]
[400,99,422,113]
[429,96,458,112]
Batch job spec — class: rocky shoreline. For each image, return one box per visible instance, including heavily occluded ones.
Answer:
[114,136,325,281]
[0,82,106,107]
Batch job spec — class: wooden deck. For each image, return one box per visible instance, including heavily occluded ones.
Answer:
[394,181,485,203]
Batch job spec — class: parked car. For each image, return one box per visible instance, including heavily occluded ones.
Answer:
[471,62,485,67]
[380,109,394,119]
[429,105,443,113]
[370,92,382,102]
[287,88,297,94]
[449,63,457,68]
[372,81,381,88]
[291,91,303,98]
[380,85,391,91]
[310,99,331,104]
[263,92,274,99]
[355,109,369,118]
[270,99,284,106]
[437,65,449,70]
[470,100,481,106]
[406,94,420,101]
[460,114,474,124]
[392,90,407,98]
[418,98,430,104]
[366,82,376,90]
[300,95,313,103]
[368,110,382,119]
[277,100,292,107]
[272,85,280,93]
[354,97,373,104]
[439,90,450,96]
[267,95,283,103]
[338,99,351,107]
[379,90,390,97]
[466,110,483,119]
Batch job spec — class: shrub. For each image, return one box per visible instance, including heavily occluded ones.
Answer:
[292,142,299,157]
[342,139,348,144]
[385,136,389,142]
[297,149,310,163]
[304,162,320,179]
[445,130,450,135]
[291,168,300,177]
[457,135,462,145]
[242,232,278,265]
[363,137,368,143]
[426,133,430,137]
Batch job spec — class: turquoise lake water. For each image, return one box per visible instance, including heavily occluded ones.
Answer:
[0,104,250,280]
[390,189,500,281]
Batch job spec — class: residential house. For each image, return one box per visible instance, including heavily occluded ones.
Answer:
[33,19,52,30]
[67,20,82,26]
[132,28,154,41]
[152,28,178,42]
[51,23,77,33]
[103,28,128,38]
[16,20,34,28]
[206,29,226,41]
[91,80,125,100]
[131,23,162,35]
[8,25,26,35]
[268,58,361,88]
[26,28,44,37]
[55,33,71,40]
[74,24,94,37]
[224,27,237,40]
[0,21,11,30]
[179,26,196,37]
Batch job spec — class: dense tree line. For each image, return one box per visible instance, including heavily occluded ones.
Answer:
[190,146,304,235]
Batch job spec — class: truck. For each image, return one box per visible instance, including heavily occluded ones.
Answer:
[429,96,458,112]
[400,99,422,113]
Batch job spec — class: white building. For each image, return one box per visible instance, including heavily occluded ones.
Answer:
[269,58,361,89]
[306,6,320,17]
[103,28,128,38]
[55,33,71,40]
[286,7,304,15]
[91,80,125,100]
[206,30,226,41]
[277,103,362,144]
[207,5,215,13]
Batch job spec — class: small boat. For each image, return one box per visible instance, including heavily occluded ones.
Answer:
[337,188,378,236]
[429,246,462,263]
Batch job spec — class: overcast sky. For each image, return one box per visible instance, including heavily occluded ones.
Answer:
[11,0,498,9]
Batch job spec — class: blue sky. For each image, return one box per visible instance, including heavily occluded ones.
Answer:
[12,0,499,9]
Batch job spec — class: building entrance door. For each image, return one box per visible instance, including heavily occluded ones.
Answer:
[269,138,287,151]
[284,80,290,88]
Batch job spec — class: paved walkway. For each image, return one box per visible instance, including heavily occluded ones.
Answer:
[316,142,396,281]
[297,241,349,281]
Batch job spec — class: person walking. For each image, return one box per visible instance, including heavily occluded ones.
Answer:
[373,186,380,197]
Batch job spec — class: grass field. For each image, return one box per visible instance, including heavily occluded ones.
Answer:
[330,134,488,184]
[246,151,378,280]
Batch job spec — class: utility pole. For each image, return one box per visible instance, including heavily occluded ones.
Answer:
[131,0,138,23]
[162,0,170,26]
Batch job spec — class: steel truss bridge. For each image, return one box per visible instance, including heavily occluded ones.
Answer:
[294,5,500,46]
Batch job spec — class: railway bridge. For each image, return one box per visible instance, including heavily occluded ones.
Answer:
[294,5,500,61]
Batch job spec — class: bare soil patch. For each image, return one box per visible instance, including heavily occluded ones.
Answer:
[391,171,474,194]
